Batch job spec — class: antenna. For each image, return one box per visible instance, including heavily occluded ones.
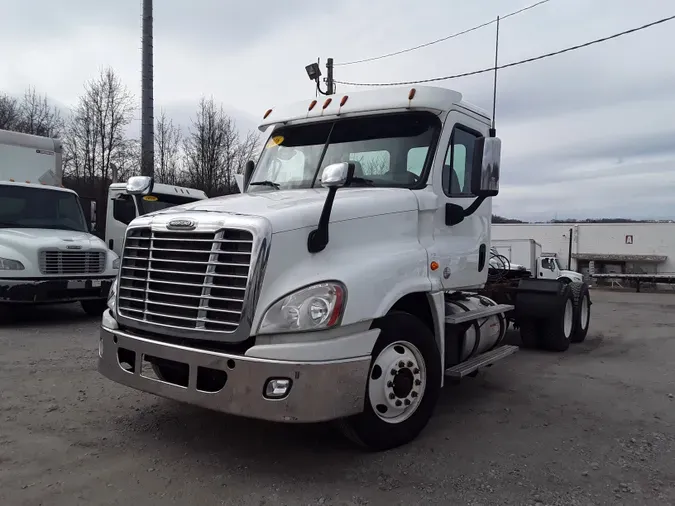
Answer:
[489,15,500,138]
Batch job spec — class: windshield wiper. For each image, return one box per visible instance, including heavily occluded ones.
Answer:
[249,180,280,189]
[349,177,374,186]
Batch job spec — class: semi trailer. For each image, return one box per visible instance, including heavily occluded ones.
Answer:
[98,86,592,450]
[0,129,118,316]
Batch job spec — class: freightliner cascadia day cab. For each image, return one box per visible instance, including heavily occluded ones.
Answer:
[99,86,592,450]
[105,182,208,258]
[0,129,119,316]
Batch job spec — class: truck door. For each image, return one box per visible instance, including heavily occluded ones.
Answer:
[428,111,492,290]
[106,189,138,257]
[538,257,558,280]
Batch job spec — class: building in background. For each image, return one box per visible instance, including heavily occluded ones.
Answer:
[492,223,675,281]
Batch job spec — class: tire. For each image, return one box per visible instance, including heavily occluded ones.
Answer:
[558,277,572,284]
[518,320,539,348]
[569,282,591,343]
[80,299,108,316]
[538,286,575,352]
[338,311,442,451]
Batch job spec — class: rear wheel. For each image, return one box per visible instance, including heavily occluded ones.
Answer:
[338,311,441,451]
[569,282,591,343]
[538,287,574,352]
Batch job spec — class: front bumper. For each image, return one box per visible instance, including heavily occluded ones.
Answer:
[0,276,115,303]
[98,322,376,423]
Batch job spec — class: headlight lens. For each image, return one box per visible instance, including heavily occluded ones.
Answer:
[258,281,346,334]
[107,278,117,313]
[0,257,25,270]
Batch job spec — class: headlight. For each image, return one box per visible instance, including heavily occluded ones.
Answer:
[107,278,117,313]
[0,257,25,270]
[258,281,346,335]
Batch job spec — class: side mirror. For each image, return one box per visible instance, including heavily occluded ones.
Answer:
[320,162,354,188]
[243,160,255,189]
[126,176,154,195]
[470,136,501,197]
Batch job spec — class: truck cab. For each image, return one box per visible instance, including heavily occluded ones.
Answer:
[538,255,583,284]
[98,86,591,451]
[0,129,118,316]
[105,182,208,257]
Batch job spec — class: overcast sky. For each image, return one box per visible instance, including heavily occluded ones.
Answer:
[1,0,673,221]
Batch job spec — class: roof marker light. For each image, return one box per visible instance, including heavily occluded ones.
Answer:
[322,97,332,109]
[308,100,317,111]
[340,95,349,107]
[408,88,416,100]
[263,108,273,119]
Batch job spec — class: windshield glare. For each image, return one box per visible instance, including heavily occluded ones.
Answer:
[249,112,440,191]
[0,185,88,232]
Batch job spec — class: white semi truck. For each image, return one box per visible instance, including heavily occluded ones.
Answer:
[0,129,119,316]
[105,182,208,258]
[98,86,592,450]
[491,238,584,284]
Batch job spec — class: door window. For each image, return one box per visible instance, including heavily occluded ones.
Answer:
[442,126,480,197]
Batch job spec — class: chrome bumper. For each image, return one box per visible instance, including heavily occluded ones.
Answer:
[98,325,373,423]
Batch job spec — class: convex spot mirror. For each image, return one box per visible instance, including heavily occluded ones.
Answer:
[126,176,154,196]
[320,162,355,188]
[470,136,501,197]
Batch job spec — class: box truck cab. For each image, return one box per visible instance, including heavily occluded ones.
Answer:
[105,182,208,257]
[0,129,118,316]
[491,239,583,283]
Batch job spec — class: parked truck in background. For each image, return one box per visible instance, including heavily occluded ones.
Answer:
[98,86,592,450]
[105,182,208,257]
[0,129,119,316]
[491,238,584,284]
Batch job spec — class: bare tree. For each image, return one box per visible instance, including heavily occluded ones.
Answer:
[63,67,135,190]
[0,93,20,130]
[16,87,64,138]
[154,110,182,185]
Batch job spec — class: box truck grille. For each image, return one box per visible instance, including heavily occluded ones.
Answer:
[117,227,253,333]
[39,250,106,275]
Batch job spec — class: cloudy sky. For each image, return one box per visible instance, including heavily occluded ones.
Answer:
[1,0,673,221]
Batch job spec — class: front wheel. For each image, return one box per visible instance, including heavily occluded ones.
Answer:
[338,311,441,451]
[569,282,591,343]
[80,299,108,316]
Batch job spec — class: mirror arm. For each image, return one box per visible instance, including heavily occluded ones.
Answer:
[307,186,339,253]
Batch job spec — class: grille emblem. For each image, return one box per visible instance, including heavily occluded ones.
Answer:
[167,219,197,230]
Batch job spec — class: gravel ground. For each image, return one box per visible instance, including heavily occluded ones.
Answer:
[1,289,675,506]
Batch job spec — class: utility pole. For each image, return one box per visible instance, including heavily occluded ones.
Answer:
[141,0,154,178]
[326,58,335,95]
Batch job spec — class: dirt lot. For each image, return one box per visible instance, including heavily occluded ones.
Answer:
[1,290,674,506]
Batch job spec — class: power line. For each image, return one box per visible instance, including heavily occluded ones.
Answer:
[334,0,551,67]
[334,14,675,87]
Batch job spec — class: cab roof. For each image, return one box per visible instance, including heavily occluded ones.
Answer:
[0,180,76,194]
[258,85,491,130]
[108,182,208,199]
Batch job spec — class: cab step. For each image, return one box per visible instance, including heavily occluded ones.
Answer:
[444,345,519,379]
[445,304,514,324]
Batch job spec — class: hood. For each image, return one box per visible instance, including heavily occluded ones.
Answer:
[0,228,108,251]
[144,188,419,233]
[561,269,583,281]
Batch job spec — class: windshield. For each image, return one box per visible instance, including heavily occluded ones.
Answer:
[249,111,441,191]
[0,185,88,232]
[135,193,204,215]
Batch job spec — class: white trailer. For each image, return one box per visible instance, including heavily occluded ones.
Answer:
[492,238,583,284]
[0,129,118,315]
[98,86,592,451]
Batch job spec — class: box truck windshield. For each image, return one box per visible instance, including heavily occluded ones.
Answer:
[0,185,88,232]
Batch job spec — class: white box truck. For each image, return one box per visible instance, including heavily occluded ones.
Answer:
[0,129,119,316]
[491,239,583,284]
[98,86,592,450]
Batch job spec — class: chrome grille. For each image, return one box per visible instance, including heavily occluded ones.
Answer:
[39,250,106,275]
[117,227,253,333]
